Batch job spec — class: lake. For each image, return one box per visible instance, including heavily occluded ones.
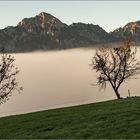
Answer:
[0,47,140,117]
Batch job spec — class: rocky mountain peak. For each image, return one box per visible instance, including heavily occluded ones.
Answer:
[38,12,49,17]
[124,21,140,31]
[17,12,67,34]
[37,12,53,19]
[110,20,140,42]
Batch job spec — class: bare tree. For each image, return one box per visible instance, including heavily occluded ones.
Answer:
[0,52,22,104]
[91,38,140,99]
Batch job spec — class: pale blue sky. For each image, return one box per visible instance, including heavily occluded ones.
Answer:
[0,1,140,32]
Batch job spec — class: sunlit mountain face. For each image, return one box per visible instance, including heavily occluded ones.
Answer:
[110,21,140,42]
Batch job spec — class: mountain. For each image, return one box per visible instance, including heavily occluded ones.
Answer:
[0,12,68,52]
[1,12,140,53]
[0,12,115,53]
[110,21,140,42]
[60,23,115,48]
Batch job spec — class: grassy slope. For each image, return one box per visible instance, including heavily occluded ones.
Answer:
[0,97,140,139]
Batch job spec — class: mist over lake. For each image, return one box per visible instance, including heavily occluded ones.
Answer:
[0,47,140,117]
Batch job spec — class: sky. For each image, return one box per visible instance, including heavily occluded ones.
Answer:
[0,1,140,32]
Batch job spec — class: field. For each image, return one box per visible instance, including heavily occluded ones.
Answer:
[0,97,140,139]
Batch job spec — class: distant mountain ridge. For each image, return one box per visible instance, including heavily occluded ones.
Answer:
[0,12,139,52]
[110,21,140,42]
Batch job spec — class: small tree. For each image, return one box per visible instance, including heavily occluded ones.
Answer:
[0,52,22,104]
[91,38,140,99]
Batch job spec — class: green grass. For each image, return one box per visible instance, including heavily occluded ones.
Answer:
[0,97,140,139]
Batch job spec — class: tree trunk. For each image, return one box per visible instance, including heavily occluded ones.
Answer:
[115,90,121,99]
